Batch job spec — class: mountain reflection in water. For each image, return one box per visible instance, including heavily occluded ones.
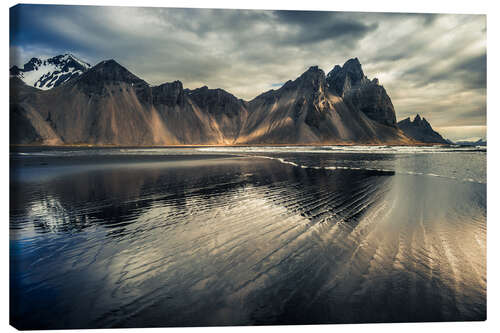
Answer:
[10,153,486,329]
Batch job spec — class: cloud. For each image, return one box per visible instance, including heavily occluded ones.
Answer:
[9,5,486,139]
[402,52,486,90]
[272,11,378,46]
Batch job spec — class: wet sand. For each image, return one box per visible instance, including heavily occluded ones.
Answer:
[10,150,486,329]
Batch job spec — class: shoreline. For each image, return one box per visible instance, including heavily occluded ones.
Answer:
[10,142,449,149]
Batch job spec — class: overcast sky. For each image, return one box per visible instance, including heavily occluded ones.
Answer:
[10,4,486,140]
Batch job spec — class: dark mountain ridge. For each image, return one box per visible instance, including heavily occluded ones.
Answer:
[453,138,486,146]
[10,56,443,146]
[326,57,397,127]
[238,64,408,144]
[397,114,447,144]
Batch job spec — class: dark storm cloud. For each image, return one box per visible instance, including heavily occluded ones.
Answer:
[403,53,486,90]
[173,8,272,37]
[10,5,87,52]
[9,5,486,140]
[455,53,487,89]
[375,12,440,25]
[460,107,486,120]
[272,11,377,46]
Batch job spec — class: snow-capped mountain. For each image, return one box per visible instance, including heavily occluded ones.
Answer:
[10,54,91,90]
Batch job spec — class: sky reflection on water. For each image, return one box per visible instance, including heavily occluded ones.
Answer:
[10,150,486,329]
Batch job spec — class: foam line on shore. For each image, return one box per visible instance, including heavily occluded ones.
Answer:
[249,154,486,185]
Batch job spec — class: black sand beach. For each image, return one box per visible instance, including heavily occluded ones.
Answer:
[10,147,486,329]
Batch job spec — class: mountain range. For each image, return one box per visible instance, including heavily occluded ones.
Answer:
[10,55,447,146]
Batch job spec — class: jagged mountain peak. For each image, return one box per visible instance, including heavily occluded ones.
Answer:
[191,85,209,91]
[187,85,233,95]
[325,57,396,127]
[326,57,368,96]
[12,53,90,73]
[303,65,323,74]
[77,59,146,86]
[296,66,326,91]
[50,53,90,69]
[186,85,247,117]
[151,80,185,106]
[251,66,328,102]
[298,66,326,83]
[341,57,365,83]
[157,80,183,89]
[92,59,128,72]
[10,53,91,90]
[342,57,363,72]
[186,85,243,100]
[407,114,431,129]
[68,59,152,103]
[397,114,446,144]
[277,66,327,93]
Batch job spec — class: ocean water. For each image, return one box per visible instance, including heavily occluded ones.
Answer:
[10,146,486,329]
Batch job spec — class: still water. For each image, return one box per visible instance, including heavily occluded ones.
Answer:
[10,146,486,329]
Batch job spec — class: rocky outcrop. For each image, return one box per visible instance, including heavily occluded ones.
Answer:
[185,86,250,140]
[326,58,369,96]
[326,58,397,127]
[10,57,417,146]
[397,115,447,144]
[186,86,247,117]
[152,81,185,106]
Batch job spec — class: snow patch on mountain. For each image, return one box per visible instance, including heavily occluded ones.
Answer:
[10,53,91,90]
